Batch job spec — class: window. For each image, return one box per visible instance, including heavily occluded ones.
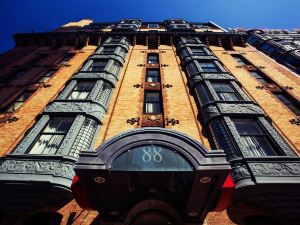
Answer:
[261,44,276,55]
[148,24,159,28]
[145,69,160,82]
[67,82,95,100]
[232,55,248,66]
[211,83,240,101]
[184,38,198,44]
[198,62,219,72]
[232,118,277,156]
[38,70,57,83]
[186,62,198,76]
[100,47,116,54]
[274,93,300,116]
[190,47,206,56]
[60,53,74,65]
[147,54,159,64]
[249,71,269,83]
[144,91,162,113]
[5,91,34,112]
[28,117,75,154]
[89,60,107,71]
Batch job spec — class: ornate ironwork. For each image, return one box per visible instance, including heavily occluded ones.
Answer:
[166,118,179,126]
[290,118,300,126]
[162,84,173,88]
[126,117,140,125]
[133,84,143,88]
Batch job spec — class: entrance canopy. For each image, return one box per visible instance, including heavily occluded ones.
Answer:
[72,128,233,224]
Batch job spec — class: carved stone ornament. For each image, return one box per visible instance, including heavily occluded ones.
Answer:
[202,105,221,123]
[0,158,75,180]
[231,164,251,181]
[144,114,161,121]
[45,102,106,122]
[217,103,264,115]
[201,73,235,80]
[258,117,296,156]
[249,162,300,176]
[73,72,118,87]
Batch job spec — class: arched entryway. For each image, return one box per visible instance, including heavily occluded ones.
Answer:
[72,128,233,224]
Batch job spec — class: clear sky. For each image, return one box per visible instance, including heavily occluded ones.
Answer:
[1,0,300,53]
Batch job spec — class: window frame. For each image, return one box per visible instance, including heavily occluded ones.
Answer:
[88,60,108,72]
[143,91,162,114]
[211,82,242,101]
[147,54,159,64]
[145,69,160,82]
[197,61,220,73]
[5,90,35,113]
[27,117,75,155]
[67,81,95,100]
[232,118,279,157]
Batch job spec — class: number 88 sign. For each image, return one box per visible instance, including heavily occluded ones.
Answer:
[142,145,163,163]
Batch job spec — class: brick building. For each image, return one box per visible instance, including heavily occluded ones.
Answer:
[0,19,299,225]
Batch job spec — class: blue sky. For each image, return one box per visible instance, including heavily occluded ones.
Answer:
[1,0,300,53]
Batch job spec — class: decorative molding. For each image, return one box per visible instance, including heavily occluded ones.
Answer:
[231,164,251,181]
[217,103,264,115]
[45,102,106,122]
[224,117,251,157]
[201,73,235,80]
[249,162,300,176]
[57,80,76,100]
[72,72,118,87]
[57,115,85,155]
[88,80,105,100]
[258,117,296,156]
[0,158,75,180]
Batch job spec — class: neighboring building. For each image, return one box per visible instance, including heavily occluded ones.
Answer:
[0,19,299,225]
[244,28,300,75]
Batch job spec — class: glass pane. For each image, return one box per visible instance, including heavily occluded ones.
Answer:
[249,71,268,83]
[38,76,51,83]
[191,48,205,55]
[16,92,33,101]
[147,55,159,64]
[232,56,246,66]
[199,62,218,72]
[275,93,300,115]
[233,119,263,135]
[147,69,159,77]
[186,62,198,76]
[29,134,64,154]
[68,91,89,100]
[44,117,74,134]
[102,48,115,54]
[112,145,193,171]
[146,76,159,82]
[74,82,94,91]
[145,102,160,113]
[145,92,160,102]
[218,92,239,101]
[241,136,276,156]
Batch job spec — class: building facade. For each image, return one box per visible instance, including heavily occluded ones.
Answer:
[0,19,299,225]
[245,28,300,76]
